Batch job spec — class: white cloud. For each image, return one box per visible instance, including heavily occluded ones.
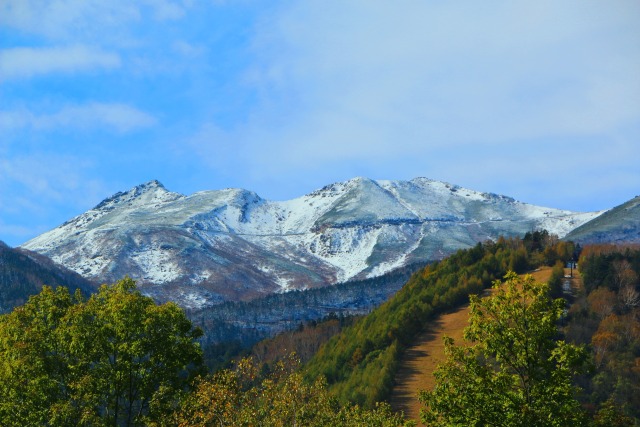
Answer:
[144,0,186,21]
[0,103,157,133]
[0,46,120,80]
[0,153,106,206]
[0,0,187,42]
[0,153,110,244]
[171,0,640,206]
[171,41,206,58]
[239,0,640,163]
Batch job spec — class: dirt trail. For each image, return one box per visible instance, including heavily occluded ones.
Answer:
[389,268,556,425]
[388,304,471,424]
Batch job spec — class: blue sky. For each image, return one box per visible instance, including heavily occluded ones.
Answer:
[1,0,639,247]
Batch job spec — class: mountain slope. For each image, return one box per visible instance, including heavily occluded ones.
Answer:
[564,195,640,244]
[0,241,96,313]
[21,177,601,308]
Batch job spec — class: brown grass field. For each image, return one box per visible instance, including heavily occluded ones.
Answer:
[388,267,575,425]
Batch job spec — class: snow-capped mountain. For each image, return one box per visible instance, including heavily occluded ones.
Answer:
[21,177,602,308]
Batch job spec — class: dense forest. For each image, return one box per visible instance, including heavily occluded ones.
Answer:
[0,241,96,314]
[1,232,638,425]
[566,244,640,422]
[0,279,413,426]
[190,263,420,352]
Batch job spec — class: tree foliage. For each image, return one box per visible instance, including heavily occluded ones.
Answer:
[419,272,589,427]
[167,355,413,427]
[304,238,557,407]
[0,278,203,426]
[565,245,640,422]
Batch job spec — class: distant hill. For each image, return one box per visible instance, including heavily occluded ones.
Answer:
[0,241,96,313]
[564,196,640,244]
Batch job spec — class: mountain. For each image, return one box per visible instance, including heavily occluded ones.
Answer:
[21,177,601,308]
[564,195,640,244]
[0,241,96,313]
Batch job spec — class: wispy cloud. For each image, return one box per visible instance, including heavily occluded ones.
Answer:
[197,0,640,192]
[0,103,156,133]
[167,0,640,206]
[0,153,109,244]
[0,0,638,246]
[0,0,187,42]
[0,46,120,80]
[244,0,640,148]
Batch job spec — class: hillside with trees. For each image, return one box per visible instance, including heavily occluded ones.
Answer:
[564,244,640,422]
[1,233,637,425]
[0,241,96,314]
[303,232,576,407]
[192,263,420,351]
[420,272,589,426]
[0,279,414,426]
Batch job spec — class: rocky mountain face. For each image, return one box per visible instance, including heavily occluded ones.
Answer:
[0,241,96,313]
[21,177,601,308]
[565,195,640,244]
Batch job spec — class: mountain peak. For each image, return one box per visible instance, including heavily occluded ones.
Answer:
[138,179,165,190]
[92,180,181,212]
[22,176,607,308]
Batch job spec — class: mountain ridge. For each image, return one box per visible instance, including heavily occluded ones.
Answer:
[564,195,640,244]
[21,177,603,308]
[0,241,97,313]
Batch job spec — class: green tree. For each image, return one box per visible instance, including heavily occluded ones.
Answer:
[419,272,589,427]
[168,355,413,427]
[0,285,77,425]
[0,278,203,426]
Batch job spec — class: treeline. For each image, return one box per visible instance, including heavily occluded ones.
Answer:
[4,232,618,426]
[564,244,640,422]
[304,234,575,407]
[250,314,356,368]
[190,262,420,349]
[203,313,356,373]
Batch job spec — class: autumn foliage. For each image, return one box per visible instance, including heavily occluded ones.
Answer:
[563,244,640,422]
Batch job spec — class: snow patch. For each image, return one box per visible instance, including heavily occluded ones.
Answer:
[130,248,181,284]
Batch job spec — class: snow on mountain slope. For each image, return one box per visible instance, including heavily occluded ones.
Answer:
[21,177,603,308]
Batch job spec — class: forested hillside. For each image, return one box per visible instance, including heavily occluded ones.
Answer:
[0,241,96,314]
[0,279,414,426]
[565,245,640,422]
[2,234,637,425]
[192,263,420,350]
[304,232,576,407]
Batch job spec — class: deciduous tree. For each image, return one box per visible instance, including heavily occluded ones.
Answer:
[0,278,203,426]
[419,272,588,427]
